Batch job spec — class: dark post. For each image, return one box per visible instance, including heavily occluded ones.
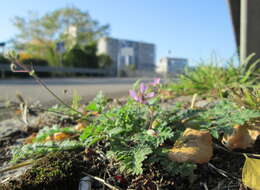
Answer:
[228,0,260,64]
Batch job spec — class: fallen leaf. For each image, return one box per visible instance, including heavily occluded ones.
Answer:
[160,90,174,99]
[222,125,260,150]
[168,128,213,164]
[53,132,71,141]
[45,132,72,142]
[24,133,37,144]
[91,111,99,116]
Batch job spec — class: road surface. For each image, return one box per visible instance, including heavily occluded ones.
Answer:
[0,77,151,106]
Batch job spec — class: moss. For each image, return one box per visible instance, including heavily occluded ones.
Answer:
[1,150,84,190]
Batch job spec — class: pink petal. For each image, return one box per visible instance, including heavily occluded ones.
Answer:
[150,78,161,86]
[140,83,148,94]
[145,92,155,98]
[154,78,161,85]
[129,90,139,101]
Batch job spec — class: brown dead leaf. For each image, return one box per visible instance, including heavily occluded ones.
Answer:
[168,128,213,164]
[53,132,71,141]
[91,111,99,116]
[160,90,174,99]
[45,132,72,142]
[24,133,37,144]
[222,125,260,150]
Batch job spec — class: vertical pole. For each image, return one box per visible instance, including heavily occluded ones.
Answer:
[240,0,248,64]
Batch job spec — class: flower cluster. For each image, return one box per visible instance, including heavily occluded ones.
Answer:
[129,78,161,104]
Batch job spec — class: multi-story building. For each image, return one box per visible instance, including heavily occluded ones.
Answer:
[97,37,156,74]
[156,57,188,75]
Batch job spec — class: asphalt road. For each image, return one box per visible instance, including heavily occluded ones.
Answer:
[0,77,151,106]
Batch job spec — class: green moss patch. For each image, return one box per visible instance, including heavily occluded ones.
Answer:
[1,150,84,190]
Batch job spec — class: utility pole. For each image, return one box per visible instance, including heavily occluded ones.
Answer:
[228,0,260,64]
[240,0,247,63]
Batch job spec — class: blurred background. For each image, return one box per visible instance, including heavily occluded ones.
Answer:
[1,0,257,104]
[0,0,237,78]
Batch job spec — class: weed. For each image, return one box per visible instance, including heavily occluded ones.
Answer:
[169,55,260,97]
[5,51,83,116]
[229,85,260,110]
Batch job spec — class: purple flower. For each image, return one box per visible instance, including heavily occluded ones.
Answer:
[150,78,161,86]
[129,82,155,104]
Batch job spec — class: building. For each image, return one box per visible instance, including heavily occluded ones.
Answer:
[97,37,156,75]
[156,57,188,75]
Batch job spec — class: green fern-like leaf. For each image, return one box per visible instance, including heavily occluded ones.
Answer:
[107,145,152,175]
[199,100,260,136]
[11,140,83,163]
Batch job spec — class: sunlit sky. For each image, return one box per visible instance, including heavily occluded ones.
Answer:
[0,0,237,65]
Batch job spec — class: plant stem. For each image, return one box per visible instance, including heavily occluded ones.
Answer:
[13,61,83,116]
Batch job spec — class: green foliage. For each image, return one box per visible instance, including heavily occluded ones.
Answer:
[16,39,61,67]
[71,90,82,110]
[180,100,260,138]
[107,125,174,175]
[10,77,260,179]
[198,100,260,138]
[21,57,49,67]
[85,91,108,113]
[0,53,11,64]
[12,6,109,66]
[63,43,99,68]
[98,53,113,68]
[107,146,152,175]
[12,7,109,47]
[80,100,176,175]
[169,55,260,96]
[48,90,84,117]
[10,124,82,163]
[11,140,83,163]
[148,148,197,177]
[48,104,80,117]
[229,86,260,110]
[33,125,77,142]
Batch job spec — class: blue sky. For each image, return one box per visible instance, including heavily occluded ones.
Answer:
[0,0,237,65]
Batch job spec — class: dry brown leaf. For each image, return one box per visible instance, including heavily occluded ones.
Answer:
[160,90,174,99]
[45,132,72,142]
[91,111,99,116]
[168,128,213,164]
[24,133,37,144]
[222,125,260,150]
[53,132,71,141]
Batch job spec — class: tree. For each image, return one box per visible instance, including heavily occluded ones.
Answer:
[12,6,110,66]
[63,43,100,68]
[98,53,113,68]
